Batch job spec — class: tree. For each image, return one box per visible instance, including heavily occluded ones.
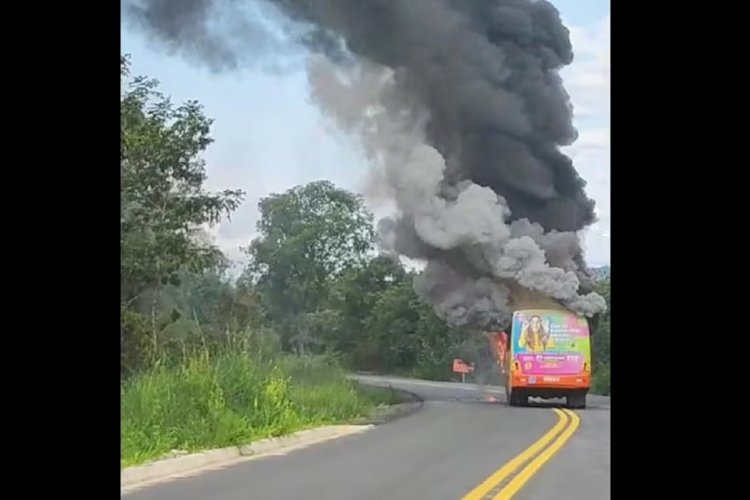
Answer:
[120,55,244,372]
[362,280,422,371]
[121,56,243,303]
[241,181,375,348]
[325,255,407,357]
[591,278,610,394]
[159,269,265,337]
[413,302,469,381]
[345,270,467,378]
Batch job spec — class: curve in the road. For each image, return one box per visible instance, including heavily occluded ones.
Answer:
[125,376,607,500]
[459,408,581,499]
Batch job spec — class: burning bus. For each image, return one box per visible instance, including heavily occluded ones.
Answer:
[489,308,591,409]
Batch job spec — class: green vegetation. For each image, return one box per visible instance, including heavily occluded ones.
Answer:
[591,278,611,395]
[120,55,610,466]
[121,345,394,468]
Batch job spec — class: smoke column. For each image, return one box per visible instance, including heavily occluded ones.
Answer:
[123,0,608,330]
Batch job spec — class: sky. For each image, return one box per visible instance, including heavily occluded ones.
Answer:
[121,0,611,273]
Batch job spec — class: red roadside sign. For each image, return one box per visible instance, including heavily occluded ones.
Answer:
[452,358,474,374]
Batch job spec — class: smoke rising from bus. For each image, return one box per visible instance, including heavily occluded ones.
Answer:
[123,0,607,330]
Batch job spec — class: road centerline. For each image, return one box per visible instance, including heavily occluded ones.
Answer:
[461,408,581,500]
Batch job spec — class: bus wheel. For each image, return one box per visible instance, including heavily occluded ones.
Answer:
[518,391,529,407]
[508,390,519,406]
[567,392,586,409]
[511,390,528,407]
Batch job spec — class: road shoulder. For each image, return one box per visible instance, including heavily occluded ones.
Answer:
[121,390,423,493]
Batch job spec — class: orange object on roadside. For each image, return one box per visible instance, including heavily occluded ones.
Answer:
[452,358,472,374]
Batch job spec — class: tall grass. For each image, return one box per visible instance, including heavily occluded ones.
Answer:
[121,348,395,468]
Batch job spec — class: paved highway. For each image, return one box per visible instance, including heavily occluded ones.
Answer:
[124,375,610,500]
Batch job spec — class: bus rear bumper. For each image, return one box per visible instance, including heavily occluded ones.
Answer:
[510,374,590,393]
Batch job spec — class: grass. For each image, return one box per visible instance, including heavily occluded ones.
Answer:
[120,350,398,468]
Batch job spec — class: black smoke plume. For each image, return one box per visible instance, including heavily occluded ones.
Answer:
[123,0,607,329]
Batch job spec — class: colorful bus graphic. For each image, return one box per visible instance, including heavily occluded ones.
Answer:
[503,309,591,409]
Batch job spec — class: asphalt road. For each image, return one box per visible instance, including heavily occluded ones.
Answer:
[124,375,610,500]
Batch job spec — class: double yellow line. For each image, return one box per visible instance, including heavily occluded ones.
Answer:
[462,408,580,500]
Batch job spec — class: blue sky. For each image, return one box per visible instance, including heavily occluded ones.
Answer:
[121,0,610,270]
